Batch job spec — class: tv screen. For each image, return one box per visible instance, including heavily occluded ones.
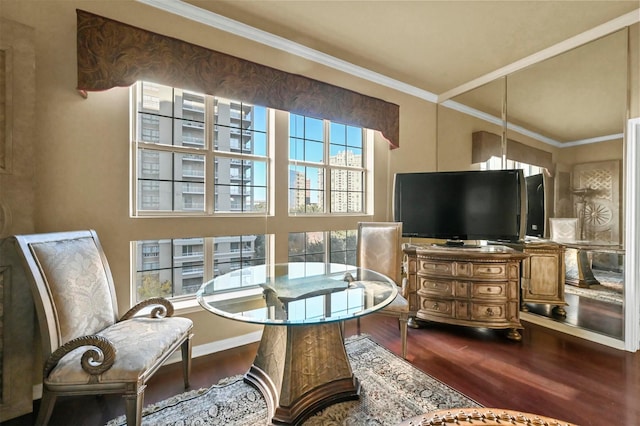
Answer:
[393,169,525,243]
[525,173,546,238]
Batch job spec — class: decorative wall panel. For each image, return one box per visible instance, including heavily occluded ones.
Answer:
[572,160,621,243]
[0,17,36,422]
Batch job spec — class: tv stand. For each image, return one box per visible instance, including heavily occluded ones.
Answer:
[403,244,528,340]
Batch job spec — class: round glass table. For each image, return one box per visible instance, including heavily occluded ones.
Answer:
[197,262,398,425]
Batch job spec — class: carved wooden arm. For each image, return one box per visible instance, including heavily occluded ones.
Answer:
[119,297,175,321]
[44,335,116,377]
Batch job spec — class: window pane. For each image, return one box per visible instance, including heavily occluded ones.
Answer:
[346,125,363,148]
[290,114,305,138]
[304,117,323,141]
[174,118,205,148]
[215,159,267,213]
[289,137,304,161]
[306,232,325,254]
[137,150,205,212]
[330,122,346,145]
[135,238,204,300]
[305,140,324,163]
[214,99,267,155]
[213,235,266,279]
[288,166,325,213]
[138,113,171,144]
[288,231,327,262]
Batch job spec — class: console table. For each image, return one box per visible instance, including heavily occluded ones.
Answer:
[403,244,528,340]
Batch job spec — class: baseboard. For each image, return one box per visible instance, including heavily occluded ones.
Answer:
[520,312,625,350]
[31,330,264,401]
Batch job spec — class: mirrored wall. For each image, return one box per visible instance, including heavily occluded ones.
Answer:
[437,27,629,344]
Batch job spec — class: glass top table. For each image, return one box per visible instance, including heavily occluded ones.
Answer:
[197,262,398,425]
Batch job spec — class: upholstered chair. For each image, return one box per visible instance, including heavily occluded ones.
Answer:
[549,218,579,243]
[11,230,193,426]
[356,222,409,358]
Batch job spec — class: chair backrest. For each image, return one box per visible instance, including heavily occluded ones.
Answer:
[13,230,119,359]
[549,218,579,243]
[357,222,402,285]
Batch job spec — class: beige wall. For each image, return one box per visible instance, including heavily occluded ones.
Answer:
[1,1,637,350]
[0,0,436,347]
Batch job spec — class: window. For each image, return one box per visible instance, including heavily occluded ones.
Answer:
[288,229,357,265]
[482,156,544,177]
[132,81,269,215]
[133,234,268,302]
[131,81,374,303]
[289,114,366,214]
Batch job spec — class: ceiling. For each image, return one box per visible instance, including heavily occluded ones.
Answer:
[170,1,640,145]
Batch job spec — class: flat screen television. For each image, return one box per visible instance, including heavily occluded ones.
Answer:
[393,169,526,244]
[525,173,547,238]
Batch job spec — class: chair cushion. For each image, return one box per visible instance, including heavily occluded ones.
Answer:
[45,316,192,386]
[31,237,116,342]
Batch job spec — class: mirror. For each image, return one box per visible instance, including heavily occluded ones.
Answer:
[437,77,505,171]
[506,29,628,341]
[436,28,629,343]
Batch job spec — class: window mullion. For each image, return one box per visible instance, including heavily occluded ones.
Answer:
[205,95,215,215]
[323,119,330,213]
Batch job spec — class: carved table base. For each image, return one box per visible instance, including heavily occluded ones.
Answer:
[245,322,360,425]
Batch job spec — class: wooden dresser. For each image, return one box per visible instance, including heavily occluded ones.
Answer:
[403,244,528,340]
[520,240,567,316]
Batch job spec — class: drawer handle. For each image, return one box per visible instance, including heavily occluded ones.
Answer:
[486,308,494,316]
[432,302,439,310]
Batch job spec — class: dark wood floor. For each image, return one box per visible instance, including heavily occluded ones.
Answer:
[525,290,623,339]
[5,314,639,426]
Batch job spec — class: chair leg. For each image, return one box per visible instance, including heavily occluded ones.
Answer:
[35,390,56,426]
[399,315,408,359]
[124,388,145,426]
[181,334,193,388]
[356,317,361,335]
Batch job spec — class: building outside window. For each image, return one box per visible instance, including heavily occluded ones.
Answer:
[289,114,366,214]
[132,81,268,215]
[133,234,268,302]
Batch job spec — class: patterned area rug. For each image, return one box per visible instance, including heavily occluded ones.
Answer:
[565,269,624,305]
[106,335,480,425]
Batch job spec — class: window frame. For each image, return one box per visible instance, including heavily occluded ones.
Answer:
[288,114,370,216]
[130,82,271,217]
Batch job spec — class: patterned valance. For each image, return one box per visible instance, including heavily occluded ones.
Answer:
[472,131,553,170]
[76,10,400,149]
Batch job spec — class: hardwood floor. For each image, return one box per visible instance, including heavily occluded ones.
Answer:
[525,289,623,338]
[5,314,639,426]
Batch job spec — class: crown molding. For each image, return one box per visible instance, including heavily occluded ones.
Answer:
[136,0,635,148]
[135,0,438,103]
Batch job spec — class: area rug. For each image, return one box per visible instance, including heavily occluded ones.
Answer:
[106,335,481,425]
[565,283,623,305]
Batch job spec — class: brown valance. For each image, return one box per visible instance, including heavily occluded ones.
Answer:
[76,10,399,149]
[472,131,553,170]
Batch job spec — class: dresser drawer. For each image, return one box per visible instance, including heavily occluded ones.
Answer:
[418,259,454,276]
[470,282,508,300]
[418,297,455,319]
[469,302,508,322]
[470,263,508,279]
[418,277,468,297]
